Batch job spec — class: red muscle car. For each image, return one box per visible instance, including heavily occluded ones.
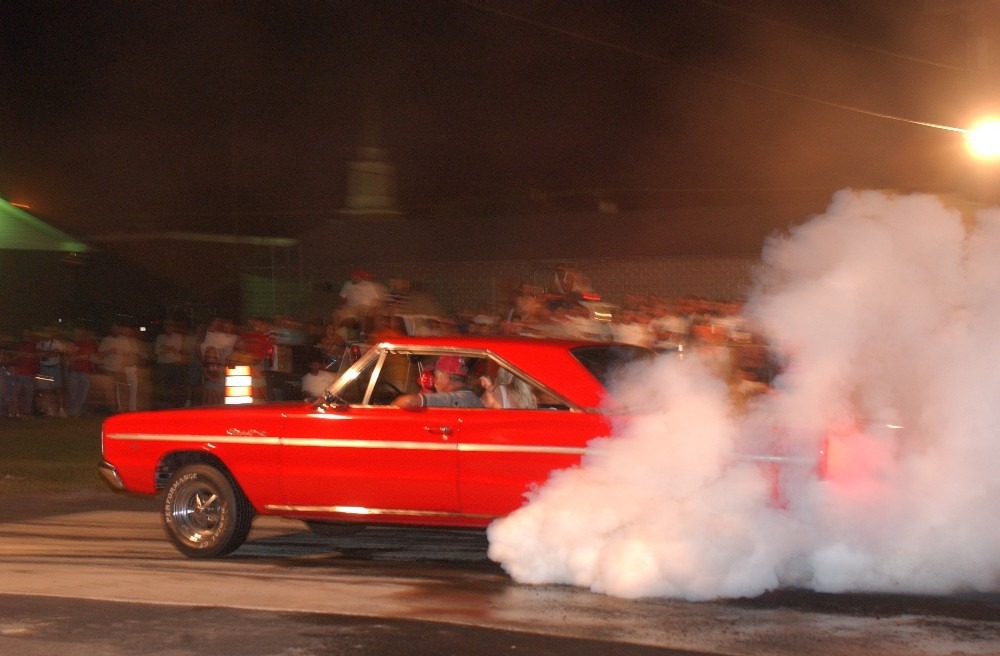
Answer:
[100,335,655,558]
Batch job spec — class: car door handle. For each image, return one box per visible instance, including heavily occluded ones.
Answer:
[424,425,452,438]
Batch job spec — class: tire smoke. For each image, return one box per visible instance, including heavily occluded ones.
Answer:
[487,190,1000,599]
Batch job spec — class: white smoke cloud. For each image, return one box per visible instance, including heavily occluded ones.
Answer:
[487,189,1000,600]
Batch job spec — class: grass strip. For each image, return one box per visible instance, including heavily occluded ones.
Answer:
[0,416,107,493]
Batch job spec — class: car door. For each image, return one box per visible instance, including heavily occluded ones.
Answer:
[279,349,460,515]
[456,407,612,518]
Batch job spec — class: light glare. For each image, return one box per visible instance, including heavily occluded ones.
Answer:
[966,119,1000,159]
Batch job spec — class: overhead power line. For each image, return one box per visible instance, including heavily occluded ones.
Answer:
[457,0,970,135]
[698,0,969,72]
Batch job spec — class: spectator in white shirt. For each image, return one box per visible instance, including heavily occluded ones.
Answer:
[301,359,337,402]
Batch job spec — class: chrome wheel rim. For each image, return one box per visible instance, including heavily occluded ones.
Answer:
[170,481,224,545]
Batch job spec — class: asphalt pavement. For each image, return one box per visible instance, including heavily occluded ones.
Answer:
[0,594,714,656]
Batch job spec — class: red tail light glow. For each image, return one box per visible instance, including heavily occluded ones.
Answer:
[817,421,897,497]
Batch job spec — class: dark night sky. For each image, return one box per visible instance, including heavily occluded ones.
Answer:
[0,0,989,240]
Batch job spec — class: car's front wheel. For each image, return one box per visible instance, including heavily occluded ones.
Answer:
[162,464,254,558]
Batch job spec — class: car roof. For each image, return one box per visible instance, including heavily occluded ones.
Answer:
[369,335,614,408]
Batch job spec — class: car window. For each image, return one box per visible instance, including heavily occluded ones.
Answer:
[368,351,422,405]
[478,359,568,411]
[337,348,578,410]
[533,388,570,410]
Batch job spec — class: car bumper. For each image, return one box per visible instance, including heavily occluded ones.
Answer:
[98,460,126,492]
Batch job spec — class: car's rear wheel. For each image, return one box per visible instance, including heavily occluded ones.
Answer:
[162,464,253,558]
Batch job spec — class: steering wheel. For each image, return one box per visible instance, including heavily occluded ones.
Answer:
[371,381,403,405]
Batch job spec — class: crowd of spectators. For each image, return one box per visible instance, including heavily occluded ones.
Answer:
[1,265,777,417]
[335,265,779,403]
[450,288,778,403]
[0,316,283,418]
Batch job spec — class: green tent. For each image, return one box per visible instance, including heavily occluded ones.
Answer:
[0,198,88,252]
[0,199,91,333]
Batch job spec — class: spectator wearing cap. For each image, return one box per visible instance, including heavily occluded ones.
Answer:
[392,355,483,409]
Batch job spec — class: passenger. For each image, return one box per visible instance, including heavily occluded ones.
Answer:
[392,355,483,409]
[480,368,537,409]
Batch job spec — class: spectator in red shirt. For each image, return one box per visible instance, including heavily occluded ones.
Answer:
[7,330,38,417]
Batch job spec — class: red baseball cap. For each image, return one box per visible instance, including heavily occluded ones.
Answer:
[435,355,469,377]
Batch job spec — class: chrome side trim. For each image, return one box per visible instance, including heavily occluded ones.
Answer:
[104,432,282,446]
[282,438,458,451]
[103,432,587,455]
[264,504,496,520]
[281,438,586,455]
[458,443,586,455]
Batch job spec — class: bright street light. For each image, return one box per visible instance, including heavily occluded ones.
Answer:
[966,118,1000,160]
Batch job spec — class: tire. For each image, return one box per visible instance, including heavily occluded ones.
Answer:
[161,464,254,558]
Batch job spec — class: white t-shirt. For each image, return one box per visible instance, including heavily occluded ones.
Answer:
[99,335,139,374]
[201,330,238,364]
[340,280,384,309]
[155,332,185,365]
[301,370,337,399]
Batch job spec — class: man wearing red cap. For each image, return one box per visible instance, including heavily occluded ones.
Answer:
[392,355,483,409]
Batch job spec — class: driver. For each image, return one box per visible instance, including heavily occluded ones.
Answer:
[392,355,483,409]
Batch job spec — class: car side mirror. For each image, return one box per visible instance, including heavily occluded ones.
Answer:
[321,390,349,411]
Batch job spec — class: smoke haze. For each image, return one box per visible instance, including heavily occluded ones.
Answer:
[487,189,1000,600]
